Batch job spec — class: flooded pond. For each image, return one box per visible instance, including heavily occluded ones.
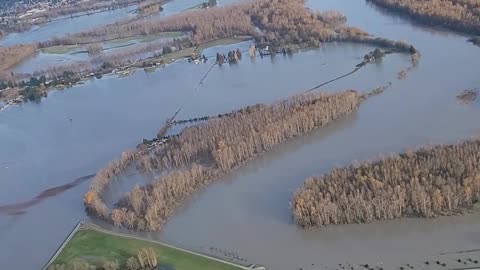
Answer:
[1,0,480,269]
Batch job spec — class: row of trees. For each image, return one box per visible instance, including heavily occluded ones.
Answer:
[85,90,363,231]
[293,140,480,227]
[367,0,480,34]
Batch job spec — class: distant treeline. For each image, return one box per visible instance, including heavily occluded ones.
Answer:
[367,0,480,35]
[85,90,363,230]
[293,140,480,228]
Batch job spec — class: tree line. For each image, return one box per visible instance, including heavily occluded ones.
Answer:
[85,90,363,231]
[293,139,480,228]
[367,0,480,35]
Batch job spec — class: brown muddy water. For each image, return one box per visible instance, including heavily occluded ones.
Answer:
[1,0,480,269]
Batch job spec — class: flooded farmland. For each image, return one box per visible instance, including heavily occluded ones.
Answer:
[1,0,480,269]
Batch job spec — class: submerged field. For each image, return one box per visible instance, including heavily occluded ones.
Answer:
[52,226,244,270]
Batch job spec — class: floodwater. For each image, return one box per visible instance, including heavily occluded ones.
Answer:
[0,0,480,270]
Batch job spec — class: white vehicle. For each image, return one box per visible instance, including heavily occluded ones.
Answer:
[247,264,267,270]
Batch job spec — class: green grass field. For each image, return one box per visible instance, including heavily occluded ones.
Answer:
[53,229,243,270]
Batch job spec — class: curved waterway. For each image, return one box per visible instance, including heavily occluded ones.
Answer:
[1,0,480,269]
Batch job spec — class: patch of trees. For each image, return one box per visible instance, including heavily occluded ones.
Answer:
[468,36,480,47]
[0,37,193,100]
[0,44,37,71]
[367,0,480,35]
[2,0,418,86]
[85,150,137,218]
[248,4,343,50]
[85,90,363,231]
[293,140,480,228]
[216,48,242,64]
[0,20,34,35]
[91,37,192,67]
